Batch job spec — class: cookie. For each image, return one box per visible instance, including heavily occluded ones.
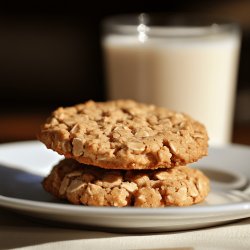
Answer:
[38,100,208,170]
[43,159,210,207]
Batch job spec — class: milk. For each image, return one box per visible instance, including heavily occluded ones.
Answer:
[103,29,241,145]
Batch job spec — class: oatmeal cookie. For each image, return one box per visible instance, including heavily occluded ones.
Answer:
[43,159,210,207]
[38,100,208,170]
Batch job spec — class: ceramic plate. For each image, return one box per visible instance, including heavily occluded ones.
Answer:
[0,141,250,232]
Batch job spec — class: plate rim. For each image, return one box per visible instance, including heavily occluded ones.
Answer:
[0,140,250,218]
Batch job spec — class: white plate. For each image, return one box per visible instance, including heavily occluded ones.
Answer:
[0,141,250,233]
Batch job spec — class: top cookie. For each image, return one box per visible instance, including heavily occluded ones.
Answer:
[38,100,208,170]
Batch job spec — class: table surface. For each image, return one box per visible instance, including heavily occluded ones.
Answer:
[0,206,250,250]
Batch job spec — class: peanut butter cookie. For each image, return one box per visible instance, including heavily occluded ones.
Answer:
[38,100,208,170]
[43,159,210,207]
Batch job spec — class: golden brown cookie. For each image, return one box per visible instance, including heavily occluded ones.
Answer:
[43,159,210,207]
[38,100,208,170]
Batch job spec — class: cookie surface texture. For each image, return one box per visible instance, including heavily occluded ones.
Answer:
[38,100,208,169]
[43,159,210,207]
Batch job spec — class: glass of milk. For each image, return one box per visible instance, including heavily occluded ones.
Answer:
[102,13,241,145]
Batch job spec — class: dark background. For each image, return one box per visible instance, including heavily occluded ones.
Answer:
[0,1,250,143]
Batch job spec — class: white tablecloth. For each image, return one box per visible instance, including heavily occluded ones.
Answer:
[1,207,250,250]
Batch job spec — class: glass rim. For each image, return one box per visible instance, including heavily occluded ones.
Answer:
[102,13,240,37]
